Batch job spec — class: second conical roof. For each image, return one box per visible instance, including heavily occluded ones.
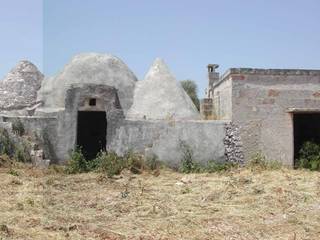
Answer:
[127,58,200,120]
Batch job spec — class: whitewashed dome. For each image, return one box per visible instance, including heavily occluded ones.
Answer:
[37,53,137,112]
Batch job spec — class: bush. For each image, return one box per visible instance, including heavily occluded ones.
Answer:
[248,152,282,170]
[14,140,32,163]
[145,154,161,171]
[124,151,145,174]
[179,140,202,173]
[65,147,88,174]
[297,141,320,171]
[0,128,15,157]
[12,119,25,136]
[93,151,125,177]
[206,160,234,173]
[180,80,200,111]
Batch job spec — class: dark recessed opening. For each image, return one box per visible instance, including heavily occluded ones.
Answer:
[89,98,96,106]
[77,111,106,160]
[293,113,320,166]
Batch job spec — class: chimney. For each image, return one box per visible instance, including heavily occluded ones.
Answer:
[207,64,219,86]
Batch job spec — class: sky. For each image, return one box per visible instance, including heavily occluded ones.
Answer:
[1,0,320,97]
[0,0,42,79]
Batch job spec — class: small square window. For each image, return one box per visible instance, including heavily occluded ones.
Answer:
[89,98,96,106]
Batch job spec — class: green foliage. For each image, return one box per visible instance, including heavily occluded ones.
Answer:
[0,128,32,163]
[206,161,235,173]
[145,154,161,171]
[0,128,15,157]
[179,140,201,173]
[248,152,282,170]
[12,119,25,136]
[8,168,19,176]
[297,141,320,171]
[66,148,149,177]
[14,140,32,163]
[65,147,89,174]
[92,151,124,177]
[124,151,145,174]
[180,80,200,111]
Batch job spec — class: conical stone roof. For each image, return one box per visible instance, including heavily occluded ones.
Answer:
[0,61,43,110]
[127,58,200,120]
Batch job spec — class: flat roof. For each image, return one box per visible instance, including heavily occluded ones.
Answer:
[287,108,320,113]
[213,67,320,88]
[221,67,320,80]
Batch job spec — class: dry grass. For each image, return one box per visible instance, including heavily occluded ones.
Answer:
[0,164,320,240]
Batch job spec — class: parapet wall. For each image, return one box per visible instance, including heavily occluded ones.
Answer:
[108,119,241,167]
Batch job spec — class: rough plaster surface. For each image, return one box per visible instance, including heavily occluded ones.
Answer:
[0,61,43,110]
[212,77,232,120]
[229,71,320,165]
[37,53,137,114]
[108,120,227,166]
[127,58,201,120]
[52,84,124,163]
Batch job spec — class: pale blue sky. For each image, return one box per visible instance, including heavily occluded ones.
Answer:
[0,0,42,79]
[1,0,320,96]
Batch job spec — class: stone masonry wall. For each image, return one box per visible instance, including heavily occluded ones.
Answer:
[224,122,244,164]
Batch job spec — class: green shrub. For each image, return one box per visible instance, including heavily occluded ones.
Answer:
[297,141,320,171]
[248,152,282,170]
[14,140,32,163]
[124,151,145,174]
[93,151,124,177]
[0,128,15,157]
[206,160,234,173]
[65,147,88,174]
[179,140,202,173]
[8,168,19,176]
[145,154,161,171]
[12,119,25,136]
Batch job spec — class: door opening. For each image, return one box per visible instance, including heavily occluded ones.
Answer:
[77,111,107,160]
[293,113,320,165]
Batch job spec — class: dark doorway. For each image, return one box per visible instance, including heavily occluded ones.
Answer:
[77,111,107,160]
[293,113,320,165]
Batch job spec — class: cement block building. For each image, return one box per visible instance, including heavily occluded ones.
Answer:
[0,52,319,167]
[202,65,320,166]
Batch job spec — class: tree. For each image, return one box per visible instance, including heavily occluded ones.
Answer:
[180,79,200,111]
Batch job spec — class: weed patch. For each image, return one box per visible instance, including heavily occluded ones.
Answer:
[297,141,320,171]
[248,152,282,171]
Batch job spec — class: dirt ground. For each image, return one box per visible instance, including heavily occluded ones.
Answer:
[0,165,320,240]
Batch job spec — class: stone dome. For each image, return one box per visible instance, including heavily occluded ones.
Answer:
[127,58,201,120]
[0,60,43,110]
[37,53,137,113]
